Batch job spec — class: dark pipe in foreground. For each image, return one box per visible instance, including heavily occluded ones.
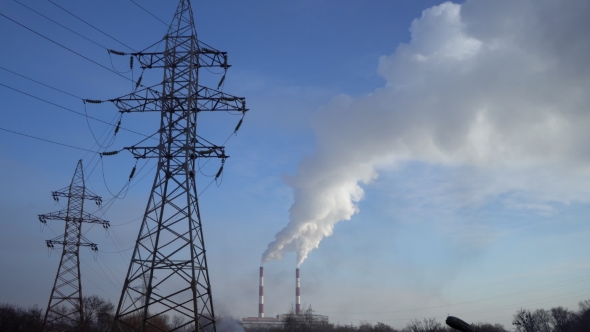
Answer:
[446,316,474,332]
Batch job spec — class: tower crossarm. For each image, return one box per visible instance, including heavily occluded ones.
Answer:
[46,235,99,251]
[124,145,227,160]
[38,210,110,228]
[51,190,103,206]
[109,85,247,114]
[131,44,228,69]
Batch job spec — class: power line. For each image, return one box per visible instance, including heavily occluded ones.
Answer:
[322,275,590,316]
[12,0,109,50]
[81,157,154,242]
[47,0,136,52]
[0,126,97,153]
[99,246,134,254]
[458,288,590,317]
[95,255,123,289]
[128,0,168,26]
[0,66,81,99]
[0,12,134,83]
[0,82,152,139]
[80,259,120,299]
[336,289,590,325]
[322,257,590,317]
[109,215,142,227]
[81,273,118,300]
[437,258,590,298]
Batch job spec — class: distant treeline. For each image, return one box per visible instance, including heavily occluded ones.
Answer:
[245,299,590,332]
[1,297,589,332]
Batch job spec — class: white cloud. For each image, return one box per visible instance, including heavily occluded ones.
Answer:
[262,0,590,266]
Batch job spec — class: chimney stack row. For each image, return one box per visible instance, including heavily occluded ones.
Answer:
[255,267,303,317]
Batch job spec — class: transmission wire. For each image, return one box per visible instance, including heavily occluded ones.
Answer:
[0,126,98,153]
[13,0,110,50]
[128,0,168,26]
[0,83,150,139]
[0,66,81,99]
[47,0,136,52]
[0,12,136,84]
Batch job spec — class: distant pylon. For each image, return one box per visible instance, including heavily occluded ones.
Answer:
[39,160,110,332]
[110,0,247,331]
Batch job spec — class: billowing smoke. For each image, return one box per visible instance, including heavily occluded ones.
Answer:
[216,316,245,332]
[262,0,590,266]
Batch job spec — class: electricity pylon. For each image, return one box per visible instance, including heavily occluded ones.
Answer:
[110,0,247,331]
[39,159,110,332]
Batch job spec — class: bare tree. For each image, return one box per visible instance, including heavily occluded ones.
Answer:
[0,303,43,332]
[513,309,537,332]
[403,318,444,332]
[574,300,590,332]
[472,322,508,332]
[534,309,552,332]
[373,322,398,332]
[513,308,555,332]
[83,295,114,332]
[578,300,590,313]
[550,306,575,332]
[171,315,185,330]
[358,322,373,332]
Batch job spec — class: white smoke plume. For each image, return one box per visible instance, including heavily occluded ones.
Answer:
[262,0,590,267]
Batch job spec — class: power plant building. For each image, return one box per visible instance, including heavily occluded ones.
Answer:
[241,267,329,329]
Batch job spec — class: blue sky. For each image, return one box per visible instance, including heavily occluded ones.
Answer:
[1,0,590,330]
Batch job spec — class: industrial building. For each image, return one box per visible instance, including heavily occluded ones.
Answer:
[241,267,329,329]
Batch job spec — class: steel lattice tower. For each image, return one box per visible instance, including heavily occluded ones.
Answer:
[111,0,247,331]
[39,160,109,332]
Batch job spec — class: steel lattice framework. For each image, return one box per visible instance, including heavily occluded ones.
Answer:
[112,0,247,331]
[39,160,109,332]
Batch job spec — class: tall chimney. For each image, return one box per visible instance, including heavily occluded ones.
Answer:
[259,266,264,318]
[296,268,301,315]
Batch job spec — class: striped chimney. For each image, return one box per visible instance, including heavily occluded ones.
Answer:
[296,268,301,315]
[259,266,264,318]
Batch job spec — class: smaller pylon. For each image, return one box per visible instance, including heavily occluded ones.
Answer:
[39,160,110,332]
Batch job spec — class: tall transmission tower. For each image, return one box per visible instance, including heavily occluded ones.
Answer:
[39,159,110,332]
[111,0,247,331]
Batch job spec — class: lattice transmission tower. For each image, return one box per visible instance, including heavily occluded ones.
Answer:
[39,159,110,332]
[110,0,247,331]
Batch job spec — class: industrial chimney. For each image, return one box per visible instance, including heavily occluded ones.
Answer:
[259,266,264,318]
[296,268,301,315]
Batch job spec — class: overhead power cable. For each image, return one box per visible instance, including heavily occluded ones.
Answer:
[332,287,590,325]
[457,288,590,317]
[47,0,136,52]
[0,12,135,84]
[322,274,590,316]
[128,0,168,26]
[79,260,120,298]
[13,0,109,50]
[0,83,151,139]
[0,66,81,99]
[99,246,134,254]
[0,126,97,153]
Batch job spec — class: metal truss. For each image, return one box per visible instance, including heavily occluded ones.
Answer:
[40,160,109,332]
[113,1,247,331]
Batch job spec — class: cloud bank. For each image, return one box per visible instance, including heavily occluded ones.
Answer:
[262,0,590,266]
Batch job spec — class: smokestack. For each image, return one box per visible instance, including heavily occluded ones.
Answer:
[259,266,264,318]
[296,268,301,315]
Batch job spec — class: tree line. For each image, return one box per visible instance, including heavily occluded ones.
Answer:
[247,299,590,332]
[1,297,589,332]
[0,295,241,332]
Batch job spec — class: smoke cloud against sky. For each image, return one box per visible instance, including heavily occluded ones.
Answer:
[262,0,590,267]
